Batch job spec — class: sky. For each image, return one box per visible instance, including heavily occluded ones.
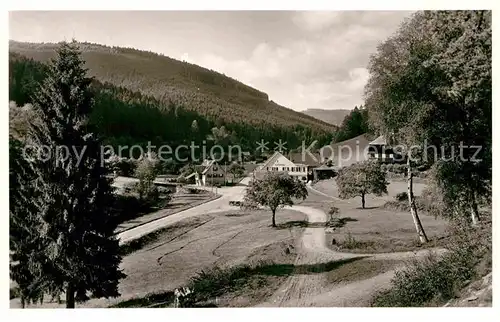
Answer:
[9,11,412,111]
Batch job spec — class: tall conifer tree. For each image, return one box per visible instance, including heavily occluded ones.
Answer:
[18,41,125,308]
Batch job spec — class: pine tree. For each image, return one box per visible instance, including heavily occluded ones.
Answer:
[19,41,126,308]
[9,135,47,307]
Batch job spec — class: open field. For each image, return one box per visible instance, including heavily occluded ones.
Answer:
[11,176,452,308]
[307,178,450,253]
[313,177,428,203]
[10,207,306,308]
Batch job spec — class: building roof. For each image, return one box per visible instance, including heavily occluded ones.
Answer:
[369,135,388,146]
[200,159,212,167]
[201,160,227,175]
[318,134,371,168]
[184,172,197,179]
[259,151,285,170]
[288,152,322,167]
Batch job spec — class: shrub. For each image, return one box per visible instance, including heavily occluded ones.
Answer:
[108,156,137,177]
[327,205,340,227]
[372,224,491,307]
[110,194,153,226]
[186,264,261,304]
[373,251,475,307]
[134,153,160,202]
[340,232,362,249]
[395,192,408,202]
[174,287,195,308]
[392,164,406,174]
[417,163,430,172]
[187,187,201,194]
[10,286,20,300]
[133,181,159,203]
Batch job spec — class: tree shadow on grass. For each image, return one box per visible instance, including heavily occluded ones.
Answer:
[225,213,250,217]
[275,220,327,229]
[330,217,358,229]
[110,291,175,308]
[277,218,358,230]
[339,217,358,223]
[253,256,367,276]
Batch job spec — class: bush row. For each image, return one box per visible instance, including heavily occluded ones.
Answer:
[372,223,491,307]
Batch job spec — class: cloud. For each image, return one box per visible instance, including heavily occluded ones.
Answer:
[189,11,409,111]
[292,11,342,31]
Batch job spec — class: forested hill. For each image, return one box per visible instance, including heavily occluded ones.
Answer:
[9,40,334,132]
[9,46,334,164]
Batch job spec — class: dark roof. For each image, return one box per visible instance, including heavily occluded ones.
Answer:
[287,152,322,167]
[318,134,371,167]
[194,165,205,172]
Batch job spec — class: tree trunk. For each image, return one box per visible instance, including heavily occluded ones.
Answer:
[407,159,428,243]
[272,209,276,227]
[361,193,365,209]
[470,190,480,225]
[66,283,75,309]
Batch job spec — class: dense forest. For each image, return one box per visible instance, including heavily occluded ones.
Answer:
[9,50,334,164]
[331,105,370,143]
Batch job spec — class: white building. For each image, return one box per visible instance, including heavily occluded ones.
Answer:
[254,152,311,181]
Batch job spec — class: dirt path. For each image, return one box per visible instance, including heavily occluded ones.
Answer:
[118,177,252,244]
[258,199,447,307]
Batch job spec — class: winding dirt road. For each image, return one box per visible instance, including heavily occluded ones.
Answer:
[258,188,447,307]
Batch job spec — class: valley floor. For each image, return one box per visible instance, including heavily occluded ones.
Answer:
[10,176,452,308]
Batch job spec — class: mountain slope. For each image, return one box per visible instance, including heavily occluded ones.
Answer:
[9,48,335,163]
[9,40,335,133]
[301,108,351,126]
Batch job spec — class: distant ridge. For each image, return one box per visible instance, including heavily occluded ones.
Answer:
[301,108,351,126]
